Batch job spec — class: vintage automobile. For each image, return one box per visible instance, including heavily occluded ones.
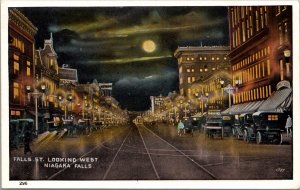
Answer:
[245,111,287,144]
[221,114,235,137]
[239,113,255,142]
[204,110,223,139]
[9,119,34,149]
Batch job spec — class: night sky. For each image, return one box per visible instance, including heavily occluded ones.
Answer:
[18,7,229,111]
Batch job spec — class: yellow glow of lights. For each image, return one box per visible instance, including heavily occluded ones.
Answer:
[142,40,156,53]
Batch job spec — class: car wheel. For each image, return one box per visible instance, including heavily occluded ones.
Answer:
[243,130,248,142]
[256,131,262,144]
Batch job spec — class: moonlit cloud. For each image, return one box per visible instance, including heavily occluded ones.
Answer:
[87,55,172,65]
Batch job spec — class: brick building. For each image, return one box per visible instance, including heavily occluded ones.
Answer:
[9,8,38,119]
[225,6,292,114]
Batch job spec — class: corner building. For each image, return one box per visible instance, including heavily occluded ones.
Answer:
[227,6,292,114]
[9,8,38,119]
[174,46,230,97]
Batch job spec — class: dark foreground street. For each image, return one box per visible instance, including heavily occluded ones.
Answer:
[10,123,292,180]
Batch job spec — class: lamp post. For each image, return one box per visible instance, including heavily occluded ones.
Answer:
[220,80,238,109]
[284,49,291,79]
[26,84,46,135]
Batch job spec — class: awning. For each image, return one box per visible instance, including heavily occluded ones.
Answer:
[258,88,292,112]
[221,101,264,115]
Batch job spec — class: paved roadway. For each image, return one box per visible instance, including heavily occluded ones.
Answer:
[9,122,292,180]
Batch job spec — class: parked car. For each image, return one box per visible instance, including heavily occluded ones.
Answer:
[245,111,287,144]
[239,113,255,142]
[221,114,235,137]
[204,110,223,139]
[9,119,34,149]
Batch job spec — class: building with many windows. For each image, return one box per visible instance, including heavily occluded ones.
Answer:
[225,6,292,114]
[9,8,38,119]
[174,46,231,97]
[34,33,60,110]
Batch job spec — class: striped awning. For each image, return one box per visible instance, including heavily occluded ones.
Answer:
[258,88,292,112]
[221,100,264,115]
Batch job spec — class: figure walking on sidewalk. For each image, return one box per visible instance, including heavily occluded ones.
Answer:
[285,115,292,137]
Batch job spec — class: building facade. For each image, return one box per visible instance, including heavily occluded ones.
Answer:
[227,6,292,114]
[9,8,38,119]
[174,46,230,97]
[34,33,60,110]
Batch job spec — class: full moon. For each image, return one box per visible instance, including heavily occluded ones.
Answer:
[142,40,156,53]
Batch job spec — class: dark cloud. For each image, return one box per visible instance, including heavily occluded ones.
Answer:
[18,6,228,110]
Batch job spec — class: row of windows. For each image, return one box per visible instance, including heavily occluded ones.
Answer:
[10,37,25,53]
[233,46,270,71]
[233,60,271,85]
[231,7,268,48]
[233,85,272,104]
[278,21,289,45]
[11,110,21,116]
[13,54,32,77]
[182,56,227,62]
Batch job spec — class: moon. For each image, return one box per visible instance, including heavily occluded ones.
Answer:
[142,40,156,53]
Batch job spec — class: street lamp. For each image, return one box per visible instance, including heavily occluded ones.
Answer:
[220,80,238,109]
[284,49,291,79]
[26,85,46,135]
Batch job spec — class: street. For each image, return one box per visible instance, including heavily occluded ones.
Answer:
[10,123,292,180]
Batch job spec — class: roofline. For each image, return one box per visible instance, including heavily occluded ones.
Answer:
[174,46,230,58]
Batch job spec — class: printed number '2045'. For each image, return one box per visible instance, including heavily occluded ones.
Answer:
[19,181,27,185]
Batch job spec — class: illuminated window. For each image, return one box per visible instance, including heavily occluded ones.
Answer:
[199,57,202,60]
[27,67,31,76]
[200,69,203,72]
[13,54,19,60]
[187,69,190,73]
[179,67,182,73]
[13,82,19,100]
[268,115,278,121]
[191,57,194,61]
[260,7,264,28]
[265,86,269,97]
[250,15,253,36]
[192,77,195,82]
[278,24,283,45]
[13,62,19,75]
[255,10,259,31]
[258,63,261,78]
[188,77,191,83]
[191,69,195,72]
[212,67,216,71]
[264,7,268,26]
[180,78,183,84]
[242,21,246,42]
[204,57,207,60]
[267,60,271,75]
[284,21,288,42]
[262,86,265,98]
[216,57,219,60]
[246,19,250,39]
[280,59,284,80]
[16,111,21,116]
[212,57,215,60]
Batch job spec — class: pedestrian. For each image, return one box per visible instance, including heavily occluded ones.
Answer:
[177,120,184,136]
[285,115,292,137]
[24,122,32,155]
